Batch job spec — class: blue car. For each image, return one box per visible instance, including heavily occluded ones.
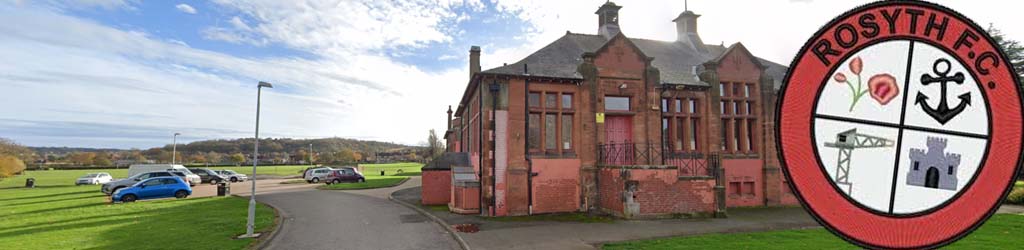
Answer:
[112,177,192,203]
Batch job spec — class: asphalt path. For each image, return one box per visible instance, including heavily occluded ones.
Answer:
[250,177,459,250]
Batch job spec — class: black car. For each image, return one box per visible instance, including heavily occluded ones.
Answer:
[188,168,228,184]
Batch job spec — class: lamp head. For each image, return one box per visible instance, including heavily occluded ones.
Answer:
[174,133,181,136]
[258,81,274,88]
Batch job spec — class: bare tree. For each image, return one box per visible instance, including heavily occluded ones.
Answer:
[426,129,444,160]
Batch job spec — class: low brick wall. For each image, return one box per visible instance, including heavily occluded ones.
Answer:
[598,166,716,218]
[421,169,451,205]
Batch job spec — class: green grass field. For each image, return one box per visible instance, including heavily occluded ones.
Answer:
[314,163,422,190]
[213,165,314,177]
[358,162,423,176]
[602,214,1024,249]
[0,169,275,249]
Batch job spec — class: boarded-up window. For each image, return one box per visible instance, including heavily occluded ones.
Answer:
[545,114,557,150]
[528,90,575,156]
[662,96,702,152]
[721,81,758,154]
[528,113,540,150]
[561,115,572,150]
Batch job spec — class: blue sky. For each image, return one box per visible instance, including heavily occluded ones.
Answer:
[1,0,1019,149]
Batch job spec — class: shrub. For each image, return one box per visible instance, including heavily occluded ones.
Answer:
[1007,188,1024,205]
[0,155,26,178]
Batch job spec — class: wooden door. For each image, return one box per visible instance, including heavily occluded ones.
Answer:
[604,116,633,165]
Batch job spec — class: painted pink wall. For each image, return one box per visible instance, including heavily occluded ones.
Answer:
[723,158,763,207]
[531,158,581,214]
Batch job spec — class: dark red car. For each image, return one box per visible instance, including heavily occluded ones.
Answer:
[324,167,365,185]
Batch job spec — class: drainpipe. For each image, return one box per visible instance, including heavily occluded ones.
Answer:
[478,79,485,216]
[524,64,534,215]
[489,80,500,217]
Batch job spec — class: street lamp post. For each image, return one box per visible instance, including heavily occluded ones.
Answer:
[172,133,181,164]
[309,143,313,167]
[244,81,273,238]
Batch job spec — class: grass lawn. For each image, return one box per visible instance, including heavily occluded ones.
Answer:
[484,212,615,223]
[425,205,450,212]
[215,165,313,177]
[358,162,423,176]
[602,214,1024,250]
[0,170,276,249]
[317,175,408,190]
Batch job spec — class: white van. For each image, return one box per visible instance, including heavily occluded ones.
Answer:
[127,164,201,186]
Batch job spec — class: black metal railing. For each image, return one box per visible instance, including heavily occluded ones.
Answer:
[598,143,719,177]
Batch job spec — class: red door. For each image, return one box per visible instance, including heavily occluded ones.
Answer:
[604,116,633,165]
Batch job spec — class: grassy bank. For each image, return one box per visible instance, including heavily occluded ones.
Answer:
[314,163,422,190]
[358,162,423,176]
[0,170,275,249]
[602,214,1024,249]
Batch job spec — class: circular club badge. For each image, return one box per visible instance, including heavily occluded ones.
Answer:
[777,1,1023,249]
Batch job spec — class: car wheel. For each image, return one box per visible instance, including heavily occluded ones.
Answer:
[210,179,219,185]
[311,177,320,183]
[332,179,342,185]
[174,190,188,199]
[358,178,365,183]
[121,194,137,203]
[231,177,238,182]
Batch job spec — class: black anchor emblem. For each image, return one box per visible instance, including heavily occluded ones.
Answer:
[915,58,971,125]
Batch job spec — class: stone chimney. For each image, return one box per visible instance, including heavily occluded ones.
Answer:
[469,46,481,79]
[673,9,707,53]
[596,1,622,39]
[447,105,453,130]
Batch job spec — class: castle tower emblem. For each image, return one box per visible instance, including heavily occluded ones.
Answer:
[907,137,960,191]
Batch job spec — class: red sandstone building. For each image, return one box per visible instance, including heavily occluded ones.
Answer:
[423,2,798,218]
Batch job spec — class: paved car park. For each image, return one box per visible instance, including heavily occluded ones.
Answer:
[243,177,459,250]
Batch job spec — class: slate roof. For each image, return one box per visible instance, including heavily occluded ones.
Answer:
[481,32,788,89]
[422,152,471,171]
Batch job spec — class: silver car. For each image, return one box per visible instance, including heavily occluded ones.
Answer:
[216,169,248,182]
[76,172,113,185]
[304,167,333,183]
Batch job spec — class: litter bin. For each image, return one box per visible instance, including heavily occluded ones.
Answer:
[380,170,385,176]
[217,182,230,196]
[25,178,35,188]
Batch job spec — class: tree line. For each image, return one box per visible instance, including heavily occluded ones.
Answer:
[21,137,426,169]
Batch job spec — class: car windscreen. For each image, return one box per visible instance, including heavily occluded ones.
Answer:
[82,174,99,178]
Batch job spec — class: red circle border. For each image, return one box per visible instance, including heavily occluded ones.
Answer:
[776,1,1023,249]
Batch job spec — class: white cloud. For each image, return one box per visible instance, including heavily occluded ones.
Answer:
[2,0,1022,149]
[0,3,466,148]
[175,3,195,14]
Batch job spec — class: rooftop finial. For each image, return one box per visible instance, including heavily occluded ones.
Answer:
[685,0,688,11]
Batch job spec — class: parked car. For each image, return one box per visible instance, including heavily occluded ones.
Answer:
[215,170,248,182]
[76,172,113,185]
[188,168,228,184]
[323,167,365,185]
[128,164,200,185]
[112,177,192,203]
[102,171,177,195]
[304,167,334,183]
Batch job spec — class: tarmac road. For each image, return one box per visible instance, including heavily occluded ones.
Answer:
[254,178,459,250]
